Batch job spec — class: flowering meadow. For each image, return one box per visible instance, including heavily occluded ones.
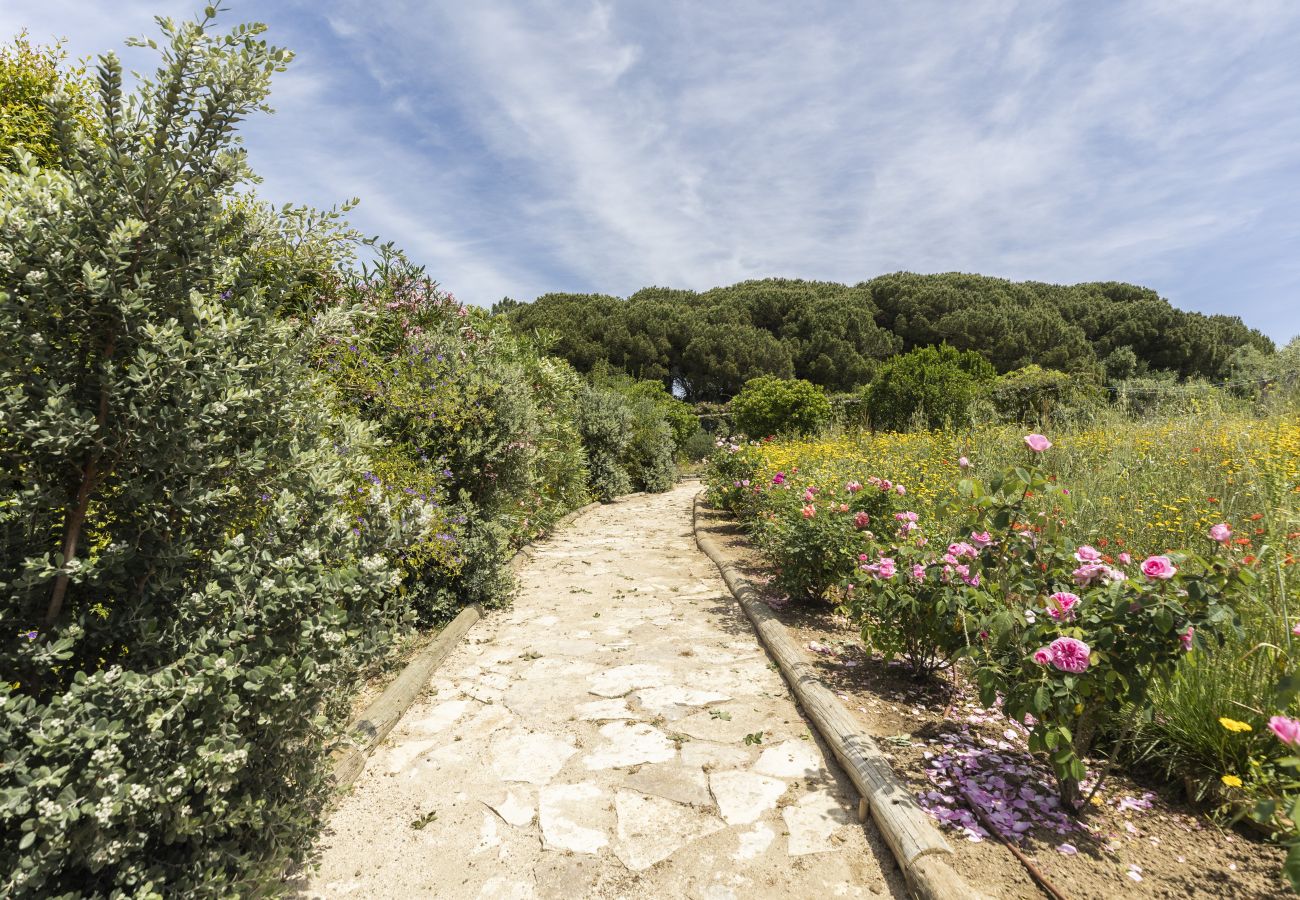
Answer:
[706,410,1300,884]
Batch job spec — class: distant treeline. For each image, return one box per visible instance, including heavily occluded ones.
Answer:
[497,274,1274,401]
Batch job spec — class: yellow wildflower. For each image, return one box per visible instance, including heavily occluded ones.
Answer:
[1220,774,1243,788]
[1218,717,1252,733]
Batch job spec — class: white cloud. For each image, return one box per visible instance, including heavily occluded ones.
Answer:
[2,0,1298,338]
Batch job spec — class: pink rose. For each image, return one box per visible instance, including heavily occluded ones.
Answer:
[864,557,896,579]
[801,504,815,518]
[970,531,993,548]
[911,563,926,581]
[1049,636,1091,673]
[772,473,786,485]
[896,484,906,496]
[958,456,970,470]
[1074,545,1101,563]
[1209,523,1231,543]
[1140,555,1177,580]
[1292,622,1300,638]
[853,511,870,529]
[802,487,816,502]
[1180,627,1194,651]
[947,541,977,560]
[839,503,849,513]
[1269,716,1300,746]
[1118,552,1131,565]
[1032,647,1052,665]
[1024,433,1052,452]
[1047,591,1080,621]
[846,481,862,493]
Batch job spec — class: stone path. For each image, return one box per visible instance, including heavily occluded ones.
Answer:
[305,483,905,899]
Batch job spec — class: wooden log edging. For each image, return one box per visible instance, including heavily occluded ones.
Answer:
[691,494,980,900]
[332,497,606,789]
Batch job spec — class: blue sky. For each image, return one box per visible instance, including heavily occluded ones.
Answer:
[5,1,1299,342]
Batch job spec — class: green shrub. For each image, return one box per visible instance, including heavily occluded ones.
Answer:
[0,14,425,894]
[625,398,677,492]
[986,364,1101,426]
[681,427,717,462]
[730,375,832,438]
[863,344,996,431]
[0,33,94,171]
[577,385,634,499]
[518,354,591,535]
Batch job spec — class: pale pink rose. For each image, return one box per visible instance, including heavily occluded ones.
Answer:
[1209,523,1232,543]
[911,563,926,581]
[846,481,862,493]
[970,531,993,548]
[1292,622,1300,638]
[1180,627,1194,651]
[1269,716,1300,746]
[801,504,816,518]
[1024,433,1052,452]
[1032,647,1052,665]
[948,541,978,560]
[1140,555,1177,580]
[1049,636,1091,673]
[802,487,816,502]
[1074,545,1101,563]
[964,572,981,587]
[1118,552,1131,565]
[1047,591,1080,621]
[1072,563,1122,586]
[958,456,970,470]
[839,503,850,513]
[896,484,906,496]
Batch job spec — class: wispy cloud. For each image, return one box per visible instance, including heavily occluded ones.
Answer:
[3,0,1298,340]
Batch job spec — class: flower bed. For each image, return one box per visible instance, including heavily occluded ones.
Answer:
[705,416,1300,890]
[695,502,1287,897]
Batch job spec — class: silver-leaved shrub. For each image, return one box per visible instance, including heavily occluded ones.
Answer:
[0,13,428,896]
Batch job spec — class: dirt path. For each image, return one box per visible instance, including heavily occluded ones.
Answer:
[305,483,907,899]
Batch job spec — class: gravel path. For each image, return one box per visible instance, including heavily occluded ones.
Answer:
[305,483,905,899]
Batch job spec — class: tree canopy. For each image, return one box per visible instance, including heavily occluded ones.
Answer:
[503,274,1274,401]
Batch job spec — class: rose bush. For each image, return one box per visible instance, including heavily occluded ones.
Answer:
[709,430,1255,810]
